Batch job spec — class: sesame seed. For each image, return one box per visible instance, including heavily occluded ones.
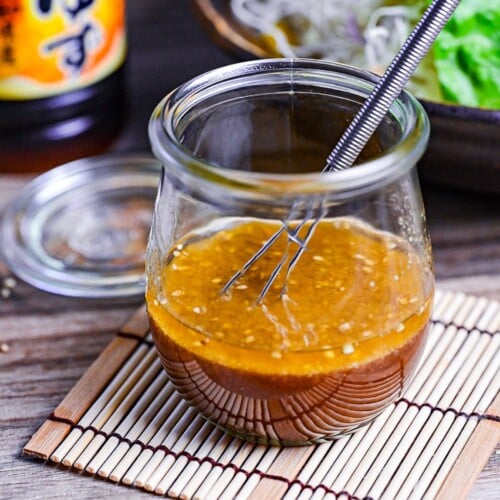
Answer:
[193,341,202,347]
[394,275,400,281]
[271,350,282,359]
[171,290,183,297]
[173,250,181,257]
[3,277,16,289]
[342,343,355,355]
[312,255,325,262]
[153,299,159,306]
[339,322,351,332]
[397,323,405,332]
[353,254,375,266]
[362,266,373,274]
[193,306,202,314]
[369,281,376,289]
[235,284,248,290]
[0,343,9,353]
[398,297,409,305]
[211,278,222,284]
[362,330,373,337]
[324,351,334,359]
[409,297,418,304]
[244,335,255,344]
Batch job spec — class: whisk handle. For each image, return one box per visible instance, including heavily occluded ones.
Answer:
[324,0,461,172]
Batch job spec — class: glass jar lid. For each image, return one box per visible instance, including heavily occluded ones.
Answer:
[0,154,161,298]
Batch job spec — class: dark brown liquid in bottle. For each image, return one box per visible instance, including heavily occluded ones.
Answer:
[0,67,126,173]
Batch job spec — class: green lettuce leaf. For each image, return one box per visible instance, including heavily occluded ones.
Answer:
[433,0,500,109]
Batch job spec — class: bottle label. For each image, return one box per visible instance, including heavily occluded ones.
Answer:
[0,0,126,100]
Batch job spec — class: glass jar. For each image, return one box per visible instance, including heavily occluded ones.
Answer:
[147,59,434,445]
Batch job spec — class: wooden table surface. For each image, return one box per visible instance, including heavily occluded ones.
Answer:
[0,1,498,498]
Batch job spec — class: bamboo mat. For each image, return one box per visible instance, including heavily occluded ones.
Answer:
[24,289,500,499]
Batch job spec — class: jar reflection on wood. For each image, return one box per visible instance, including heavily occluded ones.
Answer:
[147,59,434,445]
[0,0,127,172]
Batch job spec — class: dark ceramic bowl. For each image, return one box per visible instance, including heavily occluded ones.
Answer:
[192,0,500,193]
[419,100,500,193]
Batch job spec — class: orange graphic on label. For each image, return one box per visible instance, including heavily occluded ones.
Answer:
[0,0,126,99]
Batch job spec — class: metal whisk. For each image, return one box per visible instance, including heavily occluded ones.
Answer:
[222,0,461,302]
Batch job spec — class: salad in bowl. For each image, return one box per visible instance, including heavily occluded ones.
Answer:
[193,0,500,191]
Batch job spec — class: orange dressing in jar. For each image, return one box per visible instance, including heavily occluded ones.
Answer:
[147,216,433,444]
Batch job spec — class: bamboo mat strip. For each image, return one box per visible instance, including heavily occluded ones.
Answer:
[24,290,500,499]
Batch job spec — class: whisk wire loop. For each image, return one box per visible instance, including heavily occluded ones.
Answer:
[278,203,329,300]
[254,200,324,302]
[222,0,460,300]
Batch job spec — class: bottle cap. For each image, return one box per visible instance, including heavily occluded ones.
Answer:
[0,154,161,298]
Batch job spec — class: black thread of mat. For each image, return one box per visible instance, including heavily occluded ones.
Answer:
[47,397,498,499]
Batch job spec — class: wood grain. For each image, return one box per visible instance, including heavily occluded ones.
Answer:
[436,394,500,500]
[23,310,151,460]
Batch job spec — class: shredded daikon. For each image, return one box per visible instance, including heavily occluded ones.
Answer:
[230,0,440,100]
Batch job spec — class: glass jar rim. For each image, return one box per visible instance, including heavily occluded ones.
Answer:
[149,58,430,198]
